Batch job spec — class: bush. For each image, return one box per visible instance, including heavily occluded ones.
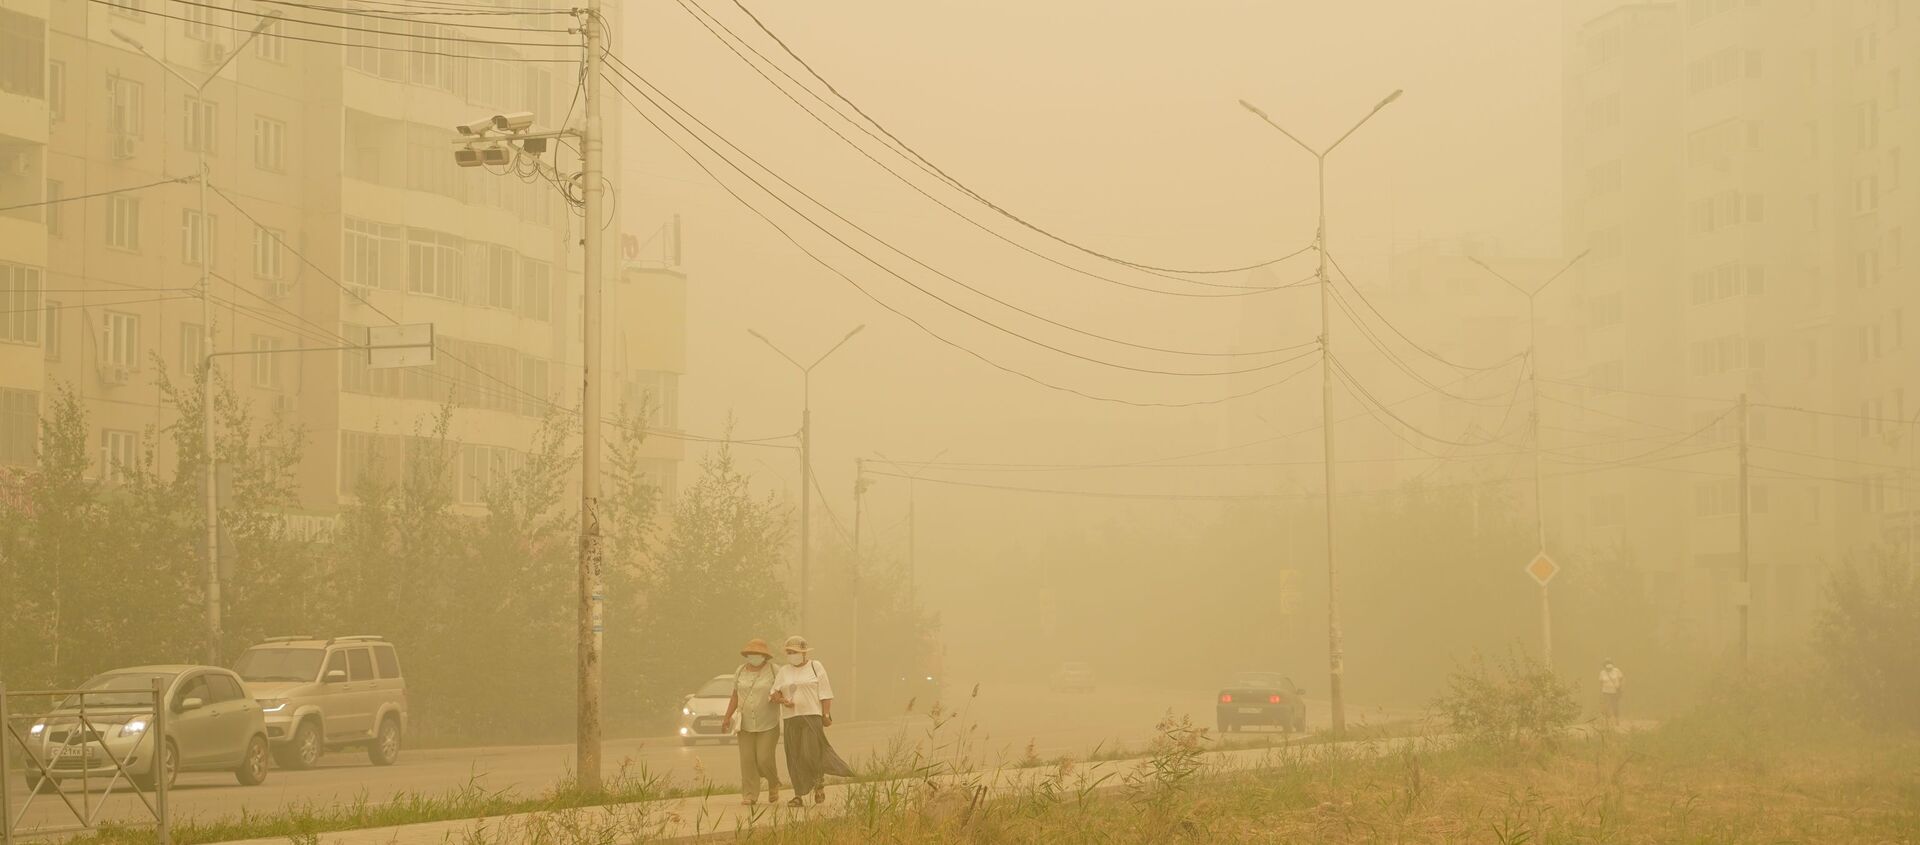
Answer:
[1432,649,1579,750]
[1817,551,1920,730]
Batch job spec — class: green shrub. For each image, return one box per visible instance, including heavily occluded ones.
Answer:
[1432,649,1579,750]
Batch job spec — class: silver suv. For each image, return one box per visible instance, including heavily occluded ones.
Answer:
[232,636,407,769]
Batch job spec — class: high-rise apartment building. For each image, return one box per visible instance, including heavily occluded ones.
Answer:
[2,1,685,525]
[1559,0,1918,652]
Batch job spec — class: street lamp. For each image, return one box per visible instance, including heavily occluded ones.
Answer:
[1239,88,1402,735]
[112,12,281,665]
[1468,250,1589,669]
[749,324,866,634]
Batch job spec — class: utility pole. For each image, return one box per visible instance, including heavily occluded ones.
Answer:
[1240,90,1402,735]
[576,0,607,793]
[1468,250,1589,670]
[749,325,866,633]
[876,449,947,607]
[1737,392,1750,665]
[112,14,279,666]
[850,458,869,720]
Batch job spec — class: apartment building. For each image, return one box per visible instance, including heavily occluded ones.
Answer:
[1559,0,1919,653]
[4,1,684,522]
[0,1,49,475]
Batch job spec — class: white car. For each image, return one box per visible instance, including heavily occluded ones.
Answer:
[677,674,736,746]
[23,665,270,791]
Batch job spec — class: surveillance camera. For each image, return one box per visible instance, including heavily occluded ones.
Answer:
[455,118,493,137]
[453,148,484,167]
[492,111,536,132]
[517,136,549,155]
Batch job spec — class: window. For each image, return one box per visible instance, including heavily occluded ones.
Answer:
[253,226,284,279]
[406,228,464,300]
[518,258,551,320]
[1689,335,1760,375]
[45,180,62,237]
[373,646,400,679]
[254,20,285,61]
[1889,149,1902,192]
[47,60,64,120]
[184,96,218,154]
[458,443,517,504]
[519,355,548,414]
[102,311,140,368]
[181,210,217,266]
[0,8,45,99]
[252,335,283,389]
[172,675,210,710]
[105,0,142,17]
[180,322,204,371]
[204,674,244,702]
[1694,479,1742,517]
[1857,249,1881,286]
[1589,292,1623,327]
[108,196,141,250]
[1689,263,1763,304]
[43,301,59,361]
[0,262,42,344]
[0,388,36,467]
[1587,94,1620,130]
[1857,101,1880,150]
[1588,160,1622,196]
[109,76,143,139]
[1855,176,1880,213]
[182,0,219,40]
[253,116,285,171]
[1589,227,1622,261]
[323,651,347,679]
[345,649,374,682]
[486,245,517,309]
[100,429,138,483]
[343,218,403,290]
[1588,360,1623,391]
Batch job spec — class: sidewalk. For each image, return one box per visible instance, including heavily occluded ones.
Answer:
[216,732,1438,844]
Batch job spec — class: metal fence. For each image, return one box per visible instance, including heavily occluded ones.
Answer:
[1,680,170,844]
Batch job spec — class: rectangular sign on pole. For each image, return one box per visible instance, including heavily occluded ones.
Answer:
[367,323,435,369]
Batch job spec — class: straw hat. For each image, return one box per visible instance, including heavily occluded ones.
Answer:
[740,638,773,658]
[782,635,811,654]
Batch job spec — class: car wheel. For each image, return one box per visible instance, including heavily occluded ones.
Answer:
[367,717,401,766]
[276,721,323,770]
[24,770,51,792]
[681,736,696,747]
[134,740,178,792]
[236,735,271,786]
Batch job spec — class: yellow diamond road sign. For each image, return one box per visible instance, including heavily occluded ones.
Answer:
[1525,552,1559,586]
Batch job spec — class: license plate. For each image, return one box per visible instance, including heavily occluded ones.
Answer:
[1237,707,1262,715]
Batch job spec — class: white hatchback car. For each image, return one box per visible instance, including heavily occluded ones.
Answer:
[24,665,270,791]
[232,636,407,769]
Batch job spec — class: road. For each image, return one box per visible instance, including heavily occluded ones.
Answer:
[8,682,1413,837]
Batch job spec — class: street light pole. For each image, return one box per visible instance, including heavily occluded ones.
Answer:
[1468,249,1588,669]
[112,14,279,666]
[749,325,865,633]
[1239,90,1401,736]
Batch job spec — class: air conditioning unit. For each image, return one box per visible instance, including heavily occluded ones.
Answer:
[99,364,131,386]
[271,395,296,414]
[110,134,136,160]
[201,40,228,65]
[267,279,295,300]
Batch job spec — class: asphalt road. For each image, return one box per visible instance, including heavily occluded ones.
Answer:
[8,682,1411,836]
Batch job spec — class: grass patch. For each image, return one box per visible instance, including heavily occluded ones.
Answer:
[57,759,690,845]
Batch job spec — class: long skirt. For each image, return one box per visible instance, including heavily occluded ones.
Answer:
[780,714,853,796]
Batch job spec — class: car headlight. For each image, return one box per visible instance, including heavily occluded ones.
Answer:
[681,707,693,716]
[259,699,289,713]
[29,723,45,736]
[122,718,148,736]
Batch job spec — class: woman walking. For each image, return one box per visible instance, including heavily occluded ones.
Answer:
[770,635,852,808]
[721,638,783,806]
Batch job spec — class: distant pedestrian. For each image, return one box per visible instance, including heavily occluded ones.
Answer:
[770,635,852,808]
[1598,660,1625,727]
[721,638,782,806]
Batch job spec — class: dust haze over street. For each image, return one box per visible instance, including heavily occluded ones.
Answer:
[3,0,1919,842]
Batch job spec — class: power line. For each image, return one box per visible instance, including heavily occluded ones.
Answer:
[1325,249,1525,373]
[600,68,1329,407]
[162,0,577,45]
[0,295,197,315]
[257,0,577,30]
[1330,354,1509,449]
[0,176,195,214]
[206,183,400,324]
[673,0,1314,299]
[83,0,577,61]
[702,0,1305,279]
[598,57,1316,373]
[1326,283,1521,407]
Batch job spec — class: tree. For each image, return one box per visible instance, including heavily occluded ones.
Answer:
[1817,550,1920,729]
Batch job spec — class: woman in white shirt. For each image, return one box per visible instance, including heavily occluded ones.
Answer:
[770,635,852,807]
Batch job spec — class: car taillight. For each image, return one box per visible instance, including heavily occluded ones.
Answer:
[1220,694,1232,703]
[1268,695,1282,704]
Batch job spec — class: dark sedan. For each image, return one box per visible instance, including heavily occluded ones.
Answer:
[1215,672,1307,734]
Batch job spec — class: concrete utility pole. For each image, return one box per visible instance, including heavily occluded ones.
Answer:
[850,458,870,720]
[875,449,947,605]
[575,0,608,793]
[1737,392,1751,665]
[112,13,279,666]
[749,325,865,633]
[1468,250,1589,669]
[1239,90,1401,735]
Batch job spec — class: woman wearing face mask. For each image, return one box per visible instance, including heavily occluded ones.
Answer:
[769,635,852,807]
[721,638,782,806]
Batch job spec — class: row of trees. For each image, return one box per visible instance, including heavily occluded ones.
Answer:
[0,372,937,742]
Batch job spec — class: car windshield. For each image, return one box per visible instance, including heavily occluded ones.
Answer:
[234,648,324,683]
[60,672,175,709]
[1229,672,1288,689]
[695,677,733,697]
